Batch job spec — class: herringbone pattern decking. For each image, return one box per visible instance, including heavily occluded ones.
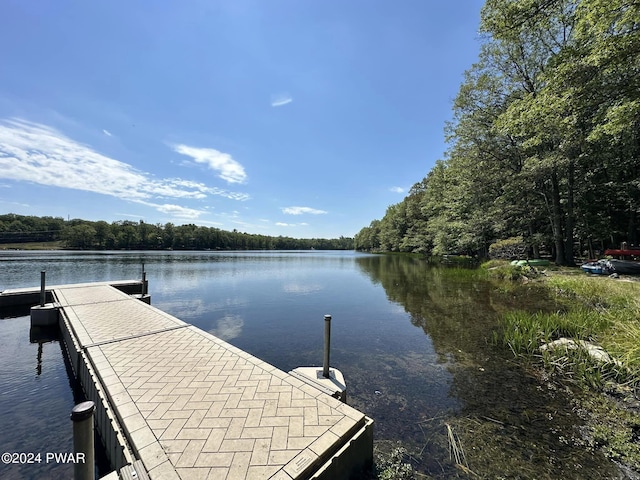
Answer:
[56,285,366,480]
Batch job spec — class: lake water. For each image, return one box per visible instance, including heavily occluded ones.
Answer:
[0,250,622,479]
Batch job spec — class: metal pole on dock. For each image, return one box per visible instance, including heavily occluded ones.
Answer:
[40,271,46,307]
[70,401,95,480]
[323,314,331,378]
[141,262,147,296]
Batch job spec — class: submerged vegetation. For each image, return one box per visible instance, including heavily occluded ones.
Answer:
[371,446,416,480]
[360,256,640,477]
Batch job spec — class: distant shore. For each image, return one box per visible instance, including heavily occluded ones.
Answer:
[0,241,65,250]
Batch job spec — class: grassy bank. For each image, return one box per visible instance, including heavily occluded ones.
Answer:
[491,265,640,384]
[487,260,640,471]
[0,241,64,250]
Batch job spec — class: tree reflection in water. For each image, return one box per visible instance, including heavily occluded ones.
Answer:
[351,255,619,479]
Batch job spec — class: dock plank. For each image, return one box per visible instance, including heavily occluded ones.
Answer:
[55,285,369,480]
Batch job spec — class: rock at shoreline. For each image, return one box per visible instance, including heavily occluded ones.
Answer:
[540,338,620,365]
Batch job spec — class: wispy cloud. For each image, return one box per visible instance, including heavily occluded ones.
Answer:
[152,203,205,219]
[195,219,224,227]
[102,129,112,137]
[0,199,30,207]
[390,186,405,193]
[173,144,247,184]
[171,180,250,201]
[282,206,327,215]
[0,118,249,219]
[276,222,309,227]
[271,93,293,107]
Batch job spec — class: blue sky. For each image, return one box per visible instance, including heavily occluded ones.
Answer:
[0,0,484,239]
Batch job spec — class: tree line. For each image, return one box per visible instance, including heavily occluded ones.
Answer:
[0,214,354,250]
[355,0,640,265]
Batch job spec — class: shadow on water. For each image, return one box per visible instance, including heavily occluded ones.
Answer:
[351,254,620,479]
[0,317,110,480]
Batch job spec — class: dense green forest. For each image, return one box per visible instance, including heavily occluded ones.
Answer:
[0,213,354,250]
[355,0,640,265]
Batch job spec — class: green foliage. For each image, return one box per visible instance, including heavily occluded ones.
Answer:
[547,275,640,377]
[480,259,508,269]
[498,308,609,356]
[481,260,526,280]
[496,271,640,392]
[488,236,527,260]
[0,214,65,243]
[0,213,354,251]
[355,0,640,265]
[584,394,640,470]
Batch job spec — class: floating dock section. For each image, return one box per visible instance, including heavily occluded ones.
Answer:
[0,280,146,310]
[3,282,373,479]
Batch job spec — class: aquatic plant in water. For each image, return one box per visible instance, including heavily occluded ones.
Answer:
[493,272,640,473]
[373,446,416,480]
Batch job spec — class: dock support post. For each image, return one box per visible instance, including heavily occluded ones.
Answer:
[323,314,331,378]
[138,262,151,304]
[31,270,58,327]
[290,313,346,402]
[70,401,95,480]
[40,271,46,307]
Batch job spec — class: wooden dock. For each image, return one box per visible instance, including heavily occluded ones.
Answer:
[29,283,372,479]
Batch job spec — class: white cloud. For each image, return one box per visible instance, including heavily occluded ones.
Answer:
[282,206,328,215]
[170,179,250,201]
[271,93,293,107]
[0,118,249,220]
[173,144,247,184]
[0,199,30,207]
[390,186,405,193]
[276,222,309,227]
[102,129,112,137]
[195,219,224,227]
[154,203,205,219]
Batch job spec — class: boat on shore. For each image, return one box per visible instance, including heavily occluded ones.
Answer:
[608,259,640,275]
[581,259,640,275]
[581,260,611,275]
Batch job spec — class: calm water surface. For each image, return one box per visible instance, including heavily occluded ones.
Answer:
[0,251,622,479]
